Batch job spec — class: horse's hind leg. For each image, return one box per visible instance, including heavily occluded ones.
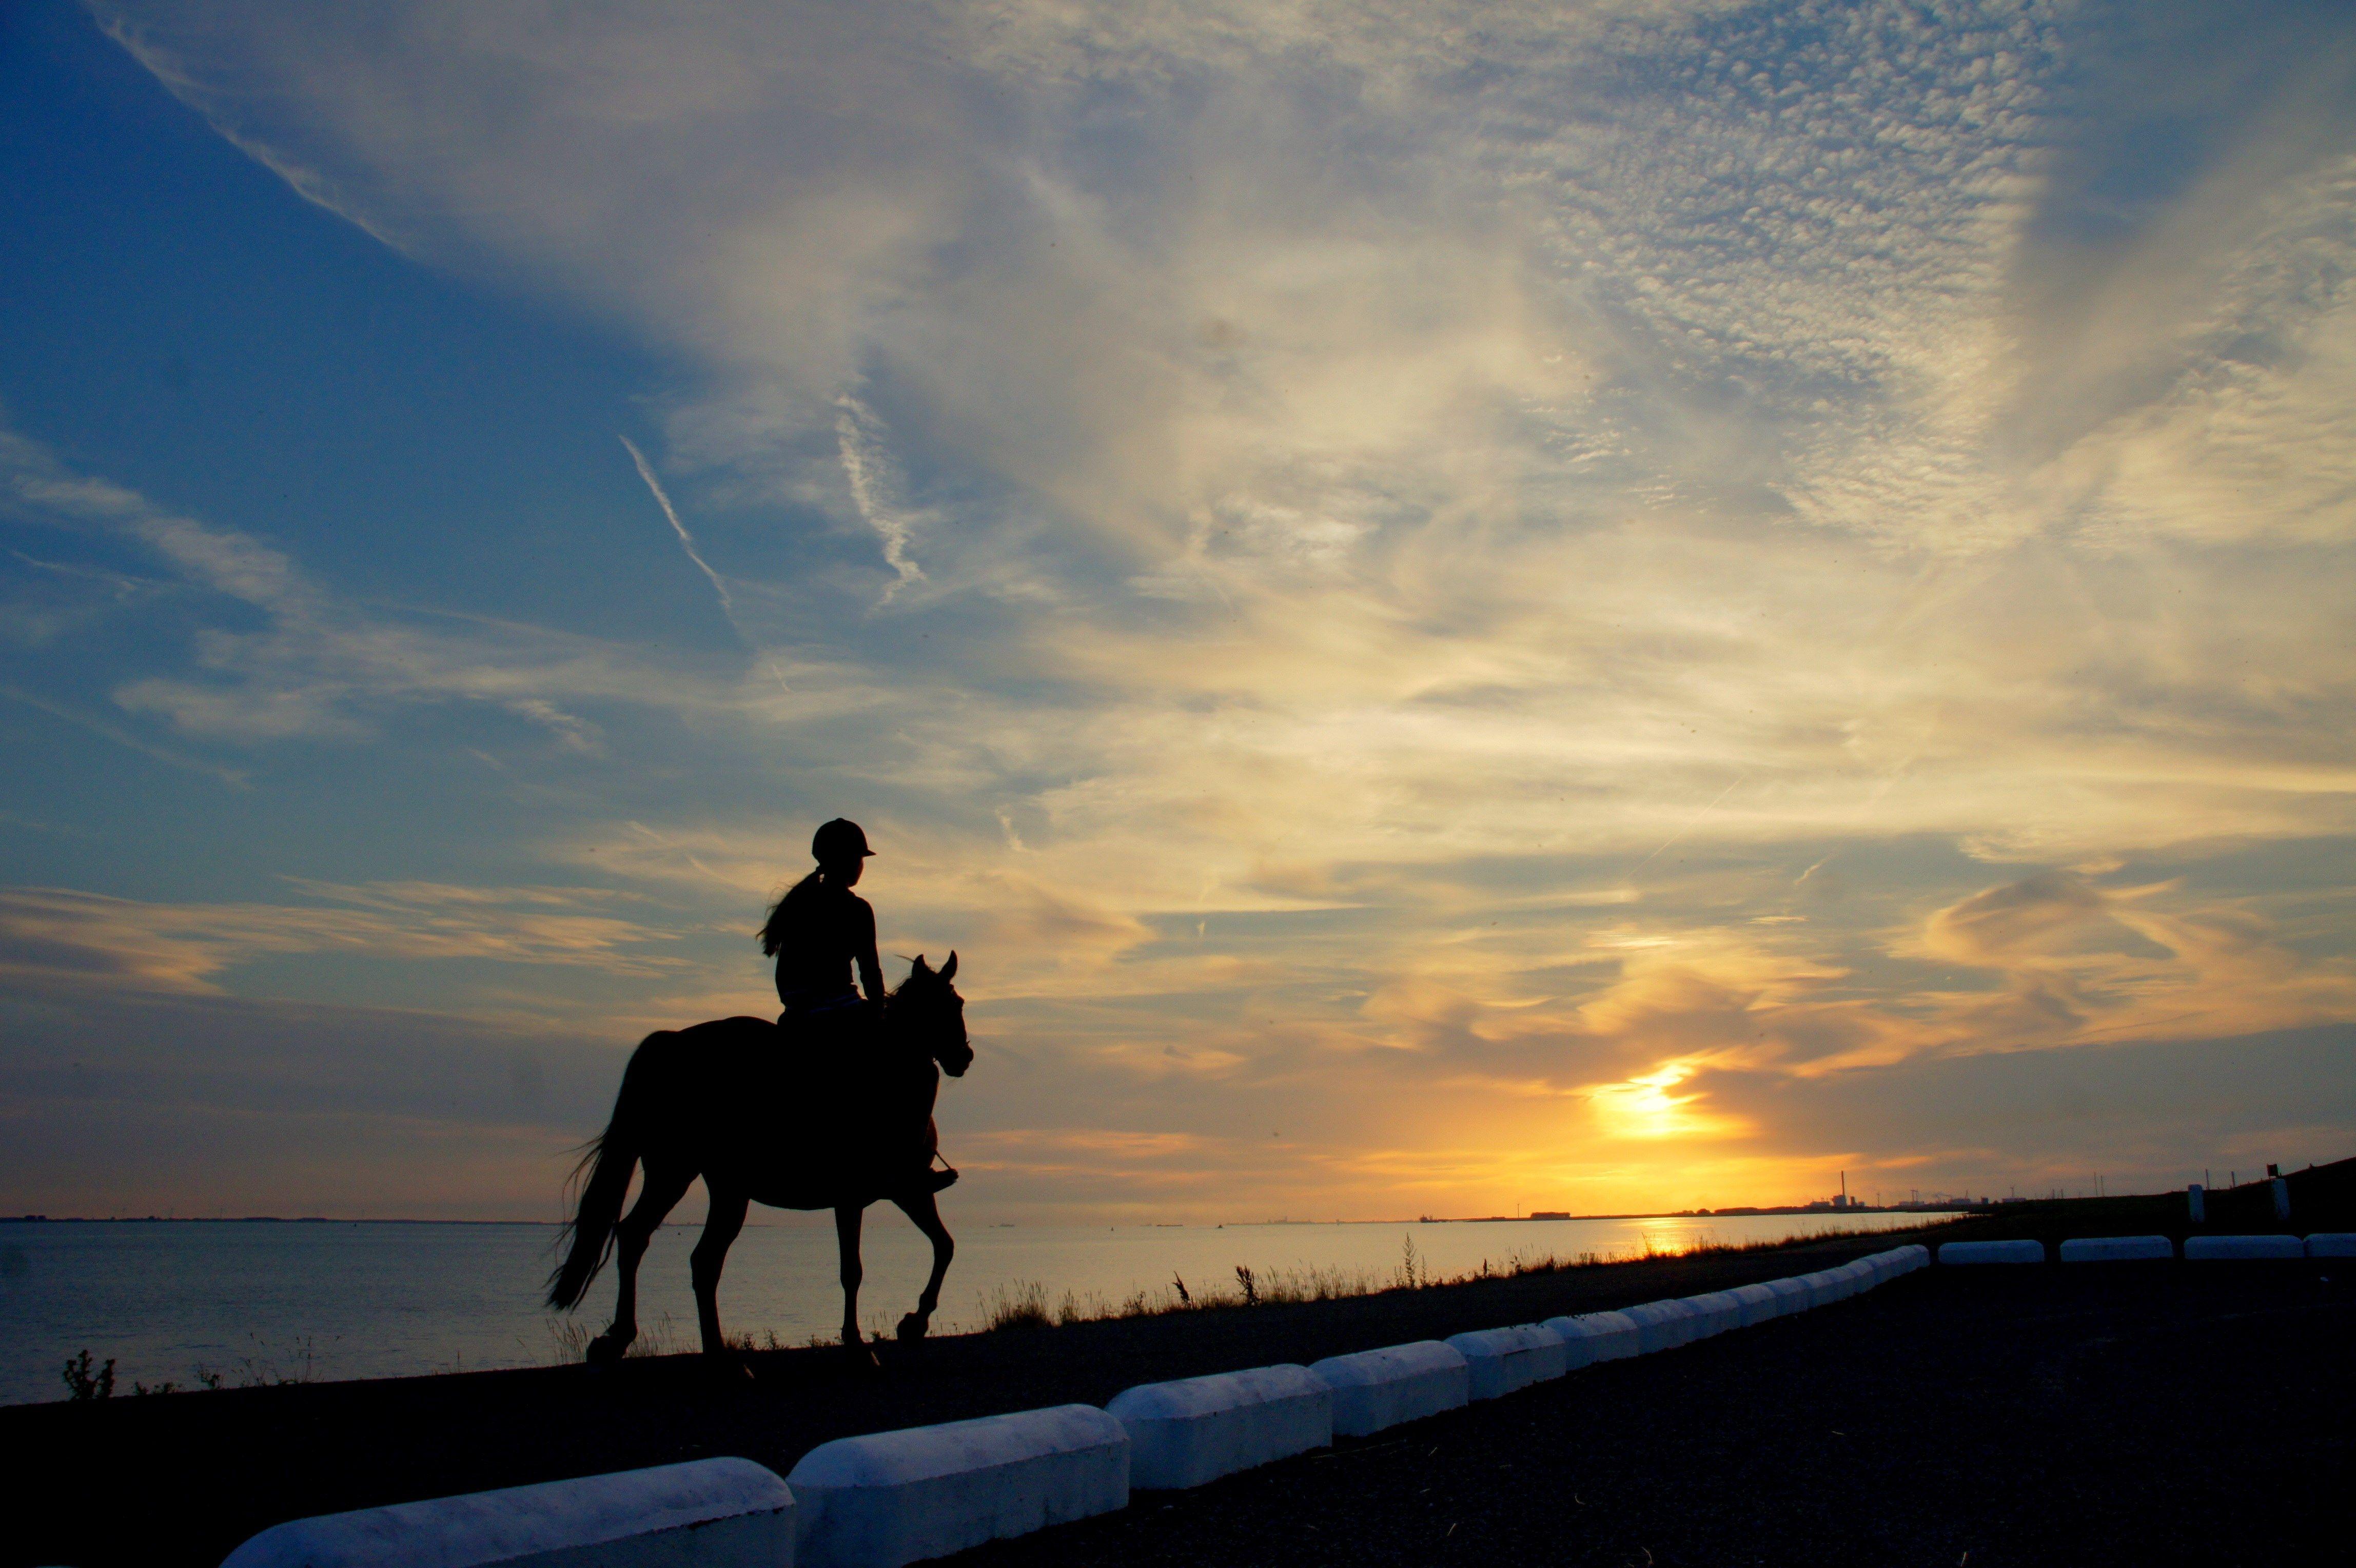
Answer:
[891,1189,955,1343]
[590,1160,692,1366]
[690,1185,747,1362]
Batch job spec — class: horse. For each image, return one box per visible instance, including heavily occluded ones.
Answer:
[546,952,971,1368]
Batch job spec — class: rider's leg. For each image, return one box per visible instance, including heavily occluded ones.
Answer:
[913,1124,958,1193]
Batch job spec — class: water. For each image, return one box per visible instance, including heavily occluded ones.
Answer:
[0,1210,1948,1405]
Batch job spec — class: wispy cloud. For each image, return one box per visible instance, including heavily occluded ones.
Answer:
[26,0,2356,1215]
[832,397,926,599]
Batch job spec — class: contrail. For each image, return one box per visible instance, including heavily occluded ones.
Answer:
[1632,772,1747,872]
[620,436,732,614]
[620,437,793,693]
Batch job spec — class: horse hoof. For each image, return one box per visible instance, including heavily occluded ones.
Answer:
[843,1341,882,1374]
[896,1312,929,1343]
[584,1334,629,1369]
[704,1353,755,1384]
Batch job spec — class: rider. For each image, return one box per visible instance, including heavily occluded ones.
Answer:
[761,818,957,1194]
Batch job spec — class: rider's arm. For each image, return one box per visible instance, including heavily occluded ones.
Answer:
[853,896,884,1004]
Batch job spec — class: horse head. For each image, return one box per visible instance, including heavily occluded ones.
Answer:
[899,952,972,1077]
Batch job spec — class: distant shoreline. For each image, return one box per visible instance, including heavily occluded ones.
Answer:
[2,1208,1966,1226]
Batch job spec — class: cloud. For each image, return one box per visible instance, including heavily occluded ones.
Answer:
[0,883,690,998]
[21,0,2354,1216]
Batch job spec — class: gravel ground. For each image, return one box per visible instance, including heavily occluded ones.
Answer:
[954,1263,2352,1568]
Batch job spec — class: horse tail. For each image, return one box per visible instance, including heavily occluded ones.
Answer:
[545,1033,666,1310]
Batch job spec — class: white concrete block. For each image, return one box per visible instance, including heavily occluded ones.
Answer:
[1545,1310,1640,1362]
[1727,1283,1780,1328]
[2306,1232,2356,1258]
[788,1405,1125,1568]
[220,1457,794,1568]
[1309,1341,1468,1437]
[2183,1234,2304,1261]
[2058,1235,2174,1263]
[1764,1277,1813,1315]
[1677,1292,1743,1337]
[1937,1240,2046,1265]
[1617,1299,1697,1354]
[1106,1366,1330,1490]
[1794,1269,1840,1305]
[1443,1324,1567,1399]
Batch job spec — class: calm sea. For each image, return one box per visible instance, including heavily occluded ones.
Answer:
[0,1210,1946,1405]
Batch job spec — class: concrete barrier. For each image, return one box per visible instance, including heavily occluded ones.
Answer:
[788,1405,1125,1568]
[1444,1324,1567,1398]
[2059,1235,2174,1263]
[2183,1234,2304,1261]
[1764,1277,1812,1315]
[2306,1233,2356,1258]
[1618,1299,1696,1353]
[1678,1291,1743,1338]
[1107,1366,1330,1490]
[220,1457,794,1568]
[1937,1240,2046,1265]
[1309,1342,1468,1438]
[1795,1269,1840,1305]
[1547,1310,1640,1362]
[2187,1183,2205,1225]
[1727,1282,1780,1327]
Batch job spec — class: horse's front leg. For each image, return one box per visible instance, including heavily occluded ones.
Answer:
[691,1185,748,1363]
[891,1189,955,1342]
[835,1203,878,1369]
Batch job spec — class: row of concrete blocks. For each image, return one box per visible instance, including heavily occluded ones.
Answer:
[220,1244,1932,1568]
[1937,1232,2356,1265]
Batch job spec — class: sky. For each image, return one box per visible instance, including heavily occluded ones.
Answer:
[2,0,2352,1223]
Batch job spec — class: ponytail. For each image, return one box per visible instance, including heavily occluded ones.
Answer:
[758,870,822,956]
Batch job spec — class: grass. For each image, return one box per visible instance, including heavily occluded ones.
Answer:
[968,1224,1931,1335]
[542,1312,836,1363]
[59,1334,319,1399]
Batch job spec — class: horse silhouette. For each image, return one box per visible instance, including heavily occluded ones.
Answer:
[547,952,971,1367]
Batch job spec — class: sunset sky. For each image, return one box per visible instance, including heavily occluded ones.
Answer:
[4,0,2352,1223]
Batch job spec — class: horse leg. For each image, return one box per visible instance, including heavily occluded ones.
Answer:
[590,1160,693,1366]
[691,1185,748,1363]
[835,1203,878,1369]
[891,1189,955,1343]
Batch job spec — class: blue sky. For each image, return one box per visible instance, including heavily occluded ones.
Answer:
[4,0,2353,1221]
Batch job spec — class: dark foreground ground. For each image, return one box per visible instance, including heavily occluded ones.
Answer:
[960,1262,2353,1568]
[6,1162,2349,1568]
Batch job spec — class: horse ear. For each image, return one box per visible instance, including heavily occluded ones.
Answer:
[939,951,957,983]
[911,954,930,976]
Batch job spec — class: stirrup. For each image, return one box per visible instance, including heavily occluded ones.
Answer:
[919,1163,959,1194]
